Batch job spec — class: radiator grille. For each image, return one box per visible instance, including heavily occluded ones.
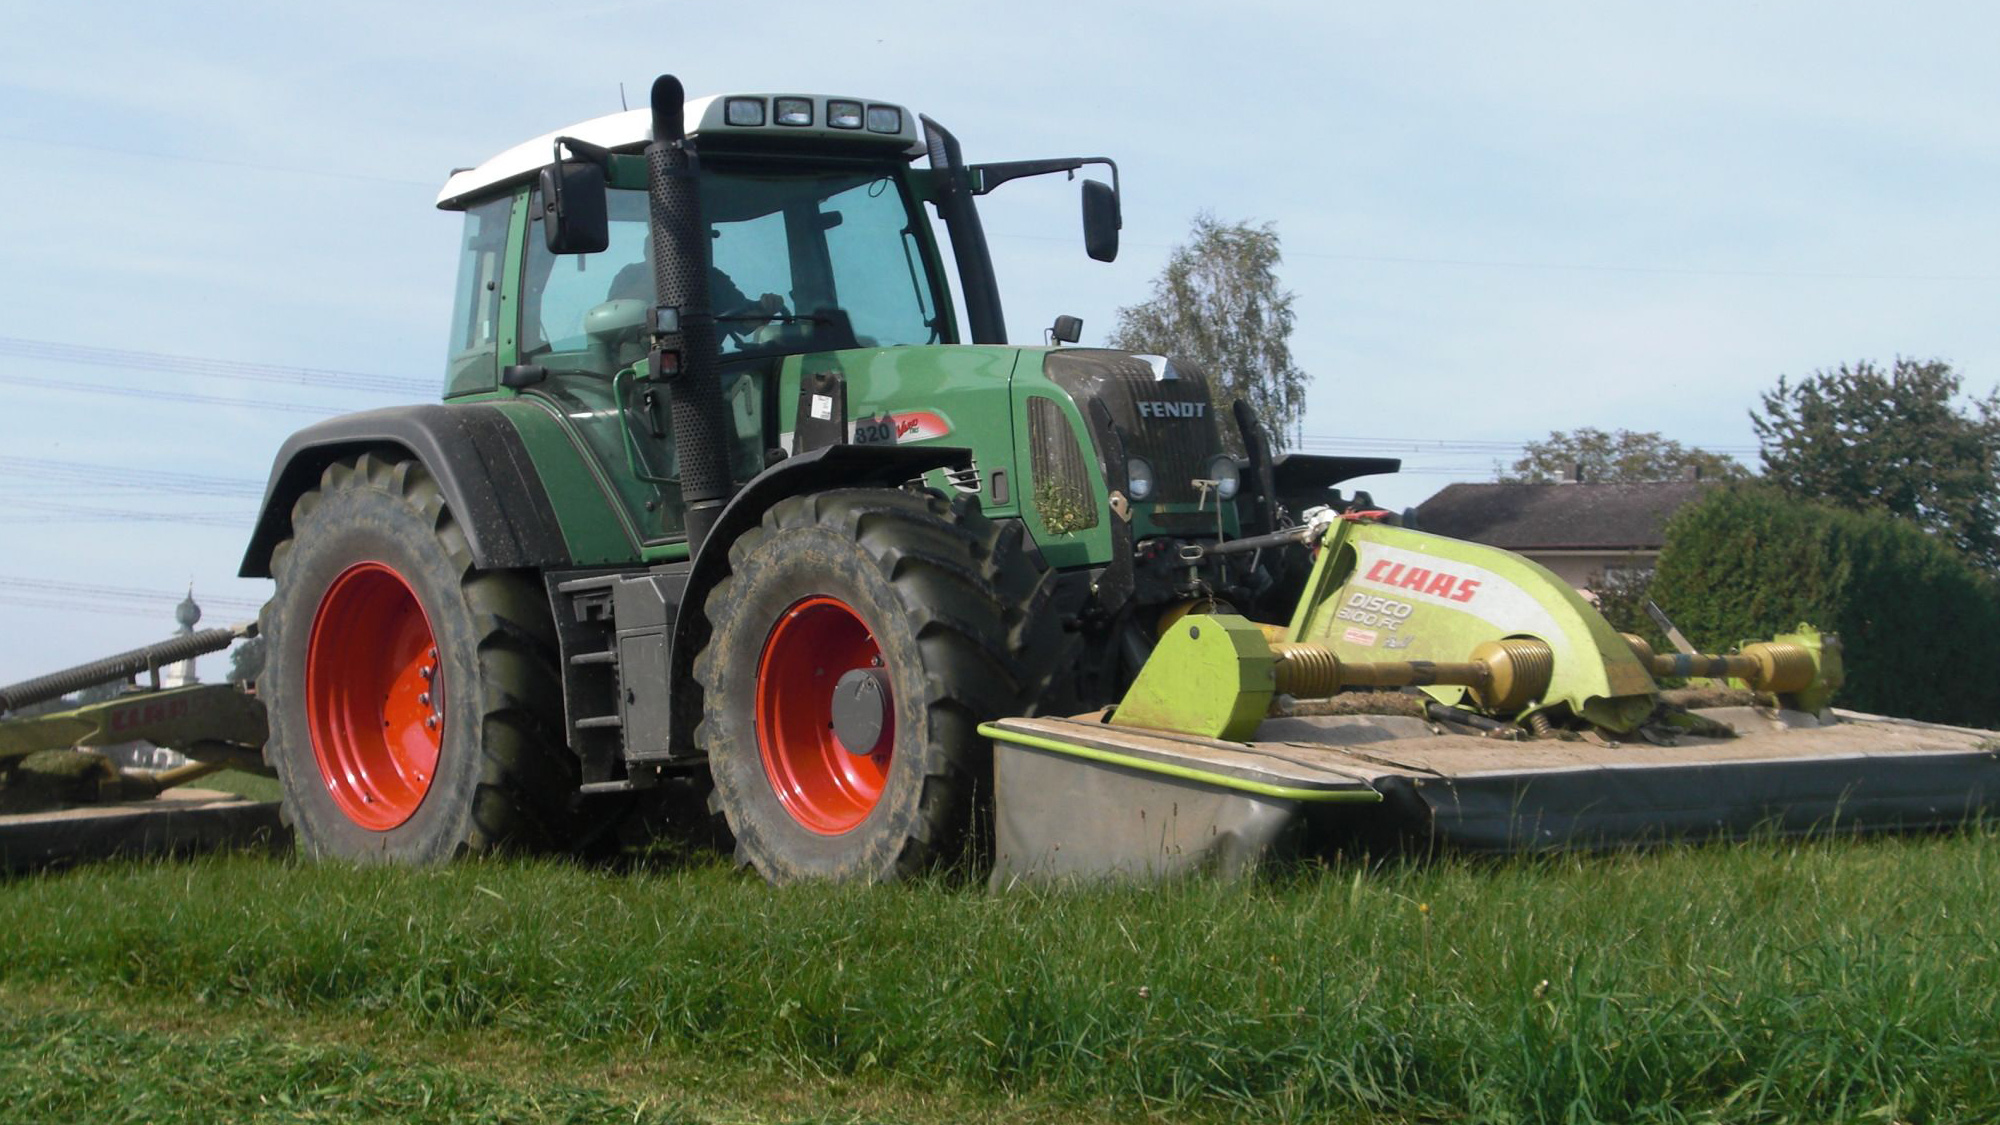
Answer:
[1027,396,1098,533]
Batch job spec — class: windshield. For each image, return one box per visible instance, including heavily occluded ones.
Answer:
[521,167,945,371]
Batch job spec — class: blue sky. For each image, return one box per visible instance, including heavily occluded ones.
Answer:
[2,1,1997,682]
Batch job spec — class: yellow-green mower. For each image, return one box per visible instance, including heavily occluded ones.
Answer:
[984,515,2000,881]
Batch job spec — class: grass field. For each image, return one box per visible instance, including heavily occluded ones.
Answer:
[3,826,1997,1124]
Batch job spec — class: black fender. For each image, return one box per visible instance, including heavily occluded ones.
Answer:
[1270,452,1403,496]
[238,404,572,578]
[666,442,974,754]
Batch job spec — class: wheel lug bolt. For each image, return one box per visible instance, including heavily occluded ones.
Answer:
[421,665,434,680]
[419,692,431,706]
[426,716,438,729]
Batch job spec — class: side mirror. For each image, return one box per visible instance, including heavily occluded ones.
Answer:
[1082,179,1120,263]
[539,161,608,255]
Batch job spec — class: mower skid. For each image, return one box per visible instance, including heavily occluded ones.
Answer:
[984,709,2000,882]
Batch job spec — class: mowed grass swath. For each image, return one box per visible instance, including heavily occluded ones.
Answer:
[6,829,1999,1123]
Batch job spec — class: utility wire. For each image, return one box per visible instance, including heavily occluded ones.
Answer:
[6,125,1985,286]
[0,132,436,189]
[0,576,264,615]
[0,497,251,527]
[0,593,260,621]
[0,372,354,416]
[986,225,2000,284]
[0,457,264,498]
[0,336,436,397]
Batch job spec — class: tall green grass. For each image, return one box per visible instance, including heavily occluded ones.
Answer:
[4,828,1998,1123]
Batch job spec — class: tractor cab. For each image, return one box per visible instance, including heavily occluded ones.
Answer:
[434,92,1125,553]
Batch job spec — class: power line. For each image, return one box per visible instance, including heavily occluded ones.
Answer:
[0,336,436,397]
[1286,249,2000,285]
[0,132,436,189]
[1295,433,1758,457]
[0,372,351,416]
[0,593,260,621]
[986,226,2000,284]
[0,576,265,615]
[0,497,251,527]
[16,123,1987,286]
[0,457,264,498]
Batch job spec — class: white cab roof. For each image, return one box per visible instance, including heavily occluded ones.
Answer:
[436,94,925,209]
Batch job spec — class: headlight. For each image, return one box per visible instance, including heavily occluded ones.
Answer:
[774,97,813,126]
[1206,455,1241,500]
[1126,456,1155,500]
[866,104,903,133]
[827,100,863,129]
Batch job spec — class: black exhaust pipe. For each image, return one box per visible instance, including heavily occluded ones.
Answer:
[646,74,732,554]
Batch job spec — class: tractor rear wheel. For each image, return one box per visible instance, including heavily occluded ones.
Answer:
[693,488,1060,882]
[261,453,573,862]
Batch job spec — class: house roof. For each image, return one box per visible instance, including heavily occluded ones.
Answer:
[1411,481,1713,551]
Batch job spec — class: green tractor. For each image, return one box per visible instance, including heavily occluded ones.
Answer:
[241,76,1382,879]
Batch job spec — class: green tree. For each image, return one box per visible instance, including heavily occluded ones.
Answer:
[1582,563,1670,654]
[1108,212,1308,449]
[226,635,266,685]
[1753,357,2000,569]
[1500,427,1747,483]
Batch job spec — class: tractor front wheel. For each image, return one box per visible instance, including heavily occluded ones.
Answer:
[694,488,1054,882]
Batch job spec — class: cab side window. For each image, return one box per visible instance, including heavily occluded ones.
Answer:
[521,188,651,373]
[444,195,511,395]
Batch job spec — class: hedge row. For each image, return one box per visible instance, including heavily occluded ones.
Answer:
[1649,483,2000,728]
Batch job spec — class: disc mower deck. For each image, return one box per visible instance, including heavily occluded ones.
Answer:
[0,787,285,874]
[984,707,2000,882]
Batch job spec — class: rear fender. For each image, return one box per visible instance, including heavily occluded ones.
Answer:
[238,404,572,577]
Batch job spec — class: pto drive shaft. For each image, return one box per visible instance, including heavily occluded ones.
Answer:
[1108,613,1836,744]
[1267,638,1554,713]
[1618,634,1815,694]
[1110,615,1561,741]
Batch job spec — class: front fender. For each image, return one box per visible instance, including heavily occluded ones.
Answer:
[666,442,973,754]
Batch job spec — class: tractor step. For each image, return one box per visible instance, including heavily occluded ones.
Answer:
[983,707,2000,883]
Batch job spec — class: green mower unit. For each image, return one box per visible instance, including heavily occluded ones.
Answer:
[203,73,1999,882]
[0,628,283,870]
[984,514,1989,879]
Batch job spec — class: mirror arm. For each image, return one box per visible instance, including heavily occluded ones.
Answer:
[552,135,612,166]
[970,156,1120,199]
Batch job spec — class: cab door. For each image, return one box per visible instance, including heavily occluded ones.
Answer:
[516,186,688,546]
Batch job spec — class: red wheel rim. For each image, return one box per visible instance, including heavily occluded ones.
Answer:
[305,562,443,831]
[755,596,892,835]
